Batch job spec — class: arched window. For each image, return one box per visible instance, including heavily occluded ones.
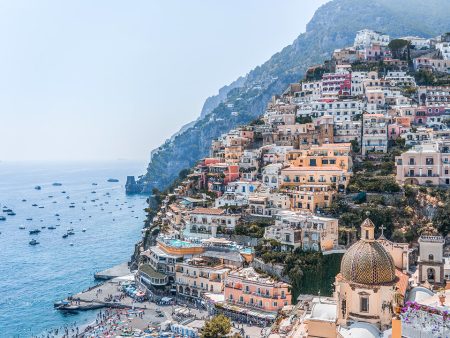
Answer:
[428,254,434,261]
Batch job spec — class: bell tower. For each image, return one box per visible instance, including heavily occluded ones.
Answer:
[361,218,375,241]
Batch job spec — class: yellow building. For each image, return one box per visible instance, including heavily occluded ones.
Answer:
[287,143,353,171]
[282,184,336,212]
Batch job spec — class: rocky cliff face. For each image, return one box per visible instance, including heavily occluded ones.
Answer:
[127,0,450,195]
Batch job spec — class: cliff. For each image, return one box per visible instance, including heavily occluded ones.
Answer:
[127,0,450,194]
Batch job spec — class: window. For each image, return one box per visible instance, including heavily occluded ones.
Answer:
[429,254,434,261]
[360,297,369,312]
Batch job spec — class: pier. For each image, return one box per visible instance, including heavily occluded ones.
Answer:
[94,262,131,280]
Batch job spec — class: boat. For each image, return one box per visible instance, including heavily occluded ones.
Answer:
[52,182,62,186]
[107,178,119,182]
[48,195,53,198]
[92,183,98,186]
[55,213,60,216]
[22,199,26,202]
[62,234,68,238]
[82,229,86,232]
[34,186,41,190]
[38,206,44,209]
[67,231,75,235]
[29,229,41,234]
[26,218,33,221]
[7,212,16,216]
[2,209,12,213]
[69,243,74,246]
[69,205,75,208]
[91,191,96,194]
[32,204,38,207]
[19,226,25,230]
[48,226,56,230]
[61,191,66,194]
[0,216,6,221]
[29,239,39,245]
[41,226,46,229]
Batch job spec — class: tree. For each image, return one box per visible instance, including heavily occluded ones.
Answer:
[388,39,409,60]
[201,315,232,338]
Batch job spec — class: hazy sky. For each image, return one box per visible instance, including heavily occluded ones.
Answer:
[0,0,329,161]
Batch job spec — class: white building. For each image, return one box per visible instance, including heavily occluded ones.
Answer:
[264,210,339,251]
[354,29,390,49]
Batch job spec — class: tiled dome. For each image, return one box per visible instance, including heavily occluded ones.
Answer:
[340,219,396,285]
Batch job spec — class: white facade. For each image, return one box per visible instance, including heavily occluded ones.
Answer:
[354,29,390,49]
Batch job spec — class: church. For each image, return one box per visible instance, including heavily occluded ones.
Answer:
[302,218,450,338]
[304,218,409,338]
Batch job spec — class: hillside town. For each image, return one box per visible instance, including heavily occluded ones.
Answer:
[126,30,450,338]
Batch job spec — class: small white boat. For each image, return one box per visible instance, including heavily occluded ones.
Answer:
[82,228,86,232]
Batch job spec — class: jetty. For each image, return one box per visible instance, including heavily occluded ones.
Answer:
[94,262,130,280]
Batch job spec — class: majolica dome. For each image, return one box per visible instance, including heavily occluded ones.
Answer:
[340,219,396,285]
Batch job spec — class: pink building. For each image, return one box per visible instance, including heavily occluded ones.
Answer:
[223,267,291,314]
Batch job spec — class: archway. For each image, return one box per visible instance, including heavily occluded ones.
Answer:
[427,268,435,282]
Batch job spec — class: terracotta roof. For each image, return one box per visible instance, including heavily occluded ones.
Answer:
[190,208,225,215]
[395,269,409,296]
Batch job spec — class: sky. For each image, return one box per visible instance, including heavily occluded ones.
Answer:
[0,0,329,162]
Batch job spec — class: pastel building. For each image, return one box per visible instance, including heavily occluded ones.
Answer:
[175,257,230,300]
[264,210,339,251]
[222,267,291,315]
[184,208,241,238]
[395,140,450,186]
[362,113,388,154]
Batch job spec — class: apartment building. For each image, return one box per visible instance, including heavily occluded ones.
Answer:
[264,210,339,251]
[184,208,241,238]
[223,267,291,314]
[395,140,450,186]
[362,113,388,154]
[175,257,230,300]
[283,184,336,213]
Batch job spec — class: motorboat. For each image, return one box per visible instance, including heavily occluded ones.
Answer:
[0,216,6,221]
[29,229,41,234]
[91,191,96,194]
[7,212,16,216]
[2,209,12,213]
[19,226,25,230]
[61,191,66,194]
[29,239,39,245]
[82,228,86,232]
[107,178,119,182]
[62,234,68,239]
[32,204,38,207]
[55,214,60,217]
[69,243,74,246]
[39,206,44,209]
[26,218,33,221]
[67,231,75,235]
[48,226,56,230]
[69,205,75,208]
[22,199,27,202]
[52,182,62,186]
[35,186,41,190]
[41,226,46,229]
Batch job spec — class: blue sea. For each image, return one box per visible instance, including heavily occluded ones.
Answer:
[0,161,148,337]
